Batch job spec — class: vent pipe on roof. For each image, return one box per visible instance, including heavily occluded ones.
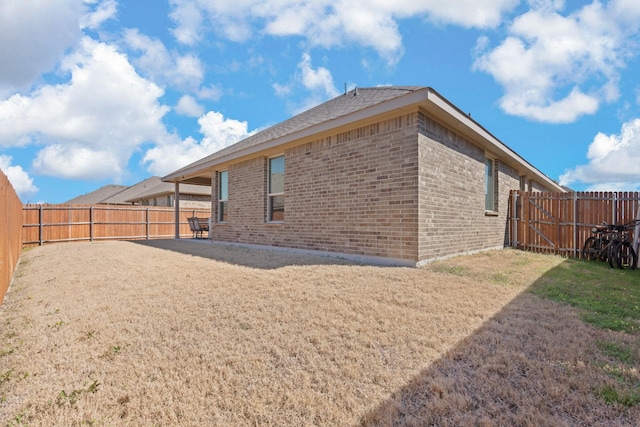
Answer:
[354,86,358,96]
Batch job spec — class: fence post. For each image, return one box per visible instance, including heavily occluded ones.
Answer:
[39,204,43,246]
[146,207,150,240]
[522,192,529,251]
[511,190,518,248]
[634,202,640,269]
[90,206,94,242]
[554,193,560,255]
[174,183,180,239]
[573,192,578,258]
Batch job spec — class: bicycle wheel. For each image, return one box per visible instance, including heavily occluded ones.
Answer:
[581,237,600,261]
[607,241,619,268]
[613,241,637,270]
[599,237,612,261]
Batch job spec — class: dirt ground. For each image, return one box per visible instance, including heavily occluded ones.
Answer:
[1,240,638,426]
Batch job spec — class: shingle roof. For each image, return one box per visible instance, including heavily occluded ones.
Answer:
[162,86,565,192]
[165,86,424,178]
[65,177,212,205]
[101,177,162,204]
[65,185,128,204]
[124,181,210,203]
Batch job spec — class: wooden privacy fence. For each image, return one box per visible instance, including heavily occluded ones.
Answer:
[509,191,640,260]
[22,205,211,247]
[1,170,23,304]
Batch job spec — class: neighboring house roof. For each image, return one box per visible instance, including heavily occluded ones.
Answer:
[65,185,128,204]
[124,181,210,203]
[100,176,172,204]
[65,176,211,205]
[162,86,564,192]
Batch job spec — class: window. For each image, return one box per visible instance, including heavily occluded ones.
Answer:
[268,156,284,222]
[485,157,496,211]
[218,170,228,222]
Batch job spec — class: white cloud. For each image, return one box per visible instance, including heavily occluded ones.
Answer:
[406,0,519,28]
[175,95,204,117]
[0,155,38,200]
[0,37,170,181]
[169,0,205,46]
[142,136,205,177]
[198,84,223,101]
[124,29,204,92]
[32,145,122,180]
[80,0,117,29]
[299,53,339,98]
[275,53,340,115]
[198,111,253,152]
[169,0,518,64]
[474,1,640,123]
[143,111,253,176]
[0,0,85,95]
[559,118,640,190]
[272,82,292,97]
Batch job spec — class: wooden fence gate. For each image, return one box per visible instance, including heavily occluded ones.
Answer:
[509,191,640,261]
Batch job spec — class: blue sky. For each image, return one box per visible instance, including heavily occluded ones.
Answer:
[1,0,639,203]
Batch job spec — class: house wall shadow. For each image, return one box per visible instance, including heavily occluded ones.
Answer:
[359,262,639,426]
[131,239,365,270]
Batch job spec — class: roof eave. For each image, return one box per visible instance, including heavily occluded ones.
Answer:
[164,87,564,193]
[162,88,432,183]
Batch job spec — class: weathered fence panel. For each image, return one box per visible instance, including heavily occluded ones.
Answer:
[0,170,23,304]
[22,205,211,246]
[509,191,640,261]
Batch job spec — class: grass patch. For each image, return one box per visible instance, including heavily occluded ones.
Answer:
[596,384,640,407]
[531,258,640,408]
[56,380,100,407]
[596,340,637,365]
[530,260,640,333]
[429,263,468,276]
[0,369,14,385]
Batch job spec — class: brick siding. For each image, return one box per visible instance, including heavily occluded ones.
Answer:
[205,109,555,265]
[210,113,419,261]
[417,113,545,263]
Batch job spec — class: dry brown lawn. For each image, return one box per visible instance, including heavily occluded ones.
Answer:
[0,240,638,426]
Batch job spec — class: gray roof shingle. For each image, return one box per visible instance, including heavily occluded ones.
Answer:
[65,185,128,204]
[166,86,424,177]
[65,177,212,205]
[124,181,210,202]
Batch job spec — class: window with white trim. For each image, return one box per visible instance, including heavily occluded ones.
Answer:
[268,156,284,222]
[218,170,228,222]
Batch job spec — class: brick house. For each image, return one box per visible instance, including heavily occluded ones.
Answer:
[163,87,564,266]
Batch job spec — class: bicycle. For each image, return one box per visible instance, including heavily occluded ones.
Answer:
[608,220,639,269]
[581,220,638,269]
[582,222,617,267]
